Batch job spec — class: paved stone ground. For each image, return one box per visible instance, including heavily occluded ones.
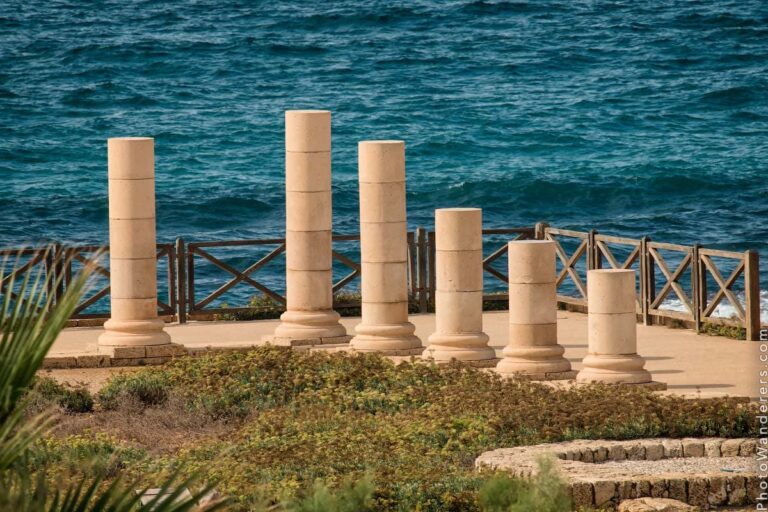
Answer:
[476,438,759,511]
[49,310,759,398]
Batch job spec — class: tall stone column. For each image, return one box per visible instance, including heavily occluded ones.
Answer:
[576,269,652,384]
[425,208,495,364]
[496,240,572,378]
[350,141,422,355]
[269,110,348,345]
[98,137,171,351]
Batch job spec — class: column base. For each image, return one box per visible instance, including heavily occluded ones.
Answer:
[497,369,579,381]
[97,318,171,348]
[263,334,352,347]
[496,344,572,376]
[575,353,652,384]
[425,332,496,363]
[270,309,347,344]
[350,321,423,355]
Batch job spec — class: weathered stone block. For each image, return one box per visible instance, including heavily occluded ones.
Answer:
[146,343,187,357]
[744,475,763,505]
[571,481,594,509]
[649,478,667,498]
[627,443,646,460]
[593,480,617,509]
[739,438,756,456]
[101,345,147,358]
[704,439,721,457]
[707,476,727,507]
[635,479,651,498]
[667,478,686,501]
[42,356,78,369]
[594,446,608,462]
[76,355,110,368]
[686,477,708,507]
[610,445,627,461]
[642,442,664,461]
[681,438,704,458]
[661,439,683,458]
[720,438,741,457]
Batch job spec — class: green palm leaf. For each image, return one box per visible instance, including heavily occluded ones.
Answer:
[0,247,229,511]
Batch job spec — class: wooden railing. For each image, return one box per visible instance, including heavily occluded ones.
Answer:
[539,226,762,340]
[0,224,762,339]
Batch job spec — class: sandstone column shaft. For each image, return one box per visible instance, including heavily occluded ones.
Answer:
[426,208,495,362]
[577,269,651,384]
[271,110,347,344]
[98,137,170,348]
[350,141,421,354]
[496,240,571,376]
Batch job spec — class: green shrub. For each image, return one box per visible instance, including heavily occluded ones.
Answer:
[98,372,170,409]
[479,457,570,512]
[40,347,755,510]
[26,377,94,414]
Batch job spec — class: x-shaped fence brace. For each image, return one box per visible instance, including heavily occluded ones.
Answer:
[545,231,588,300]
[647,245,693,315]
[481,231,534,284]
[0,249,50,314]
[62,246,174,316]
[594,238,642,308]
[190,243,287,310]
[189,238,364,311]
[699,253,746,322]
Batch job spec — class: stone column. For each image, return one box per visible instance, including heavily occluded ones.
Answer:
[350,141,421,355]
[576,269,652,384]
[496,240,572,378]
[425,208,495,364]
[98,137,171,351]
[269,110,348,345]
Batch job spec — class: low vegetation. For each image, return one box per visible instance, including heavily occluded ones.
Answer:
[29,347,755,511]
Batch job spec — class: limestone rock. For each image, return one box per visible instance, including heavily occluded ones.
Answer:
[618,497,699,512]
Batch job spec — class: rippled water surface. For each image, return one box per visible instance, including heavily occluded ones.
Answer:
[1,1,767,314]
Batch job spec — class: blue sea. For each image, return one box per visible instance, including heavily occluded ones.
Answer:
[1,1,767,318]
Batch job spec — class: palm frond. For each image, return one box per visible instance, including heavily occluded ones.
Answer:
[0,246,230,511]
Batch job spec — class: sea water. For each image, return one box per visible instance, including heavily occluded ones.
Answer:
[1,1,766,319]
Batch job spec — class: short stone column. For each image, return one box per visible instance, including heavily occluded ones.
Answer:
[425,208,495,365]
[576,269,652,384]
[350,141,421,355]
[269,110,348,345]
[496,240,573,378]
[98,137,171,352]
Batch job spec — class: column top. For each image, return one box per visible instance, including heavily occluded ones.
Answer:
[359,140,405,183]
[286,109,331,114]
[436,207,481,213]
[108,137,154,180]
[508,240,555,284]
[587,269,636,314]
[359,140,404,146]
[435,208,482,251]
[286,110,331,152]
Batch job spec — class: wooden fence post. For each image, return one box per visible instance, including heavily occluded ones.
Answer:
[588,229,598,270]
[692,243,701,333]
[745,250,761,341]
[643,237,654,326]
[176,237,187,324]
[640,237,649,325]
[416,227,428,313]
[534,222,549,240]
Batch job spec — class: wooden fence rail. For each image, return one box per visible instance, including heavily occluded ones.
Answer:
[0,224,762,339]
